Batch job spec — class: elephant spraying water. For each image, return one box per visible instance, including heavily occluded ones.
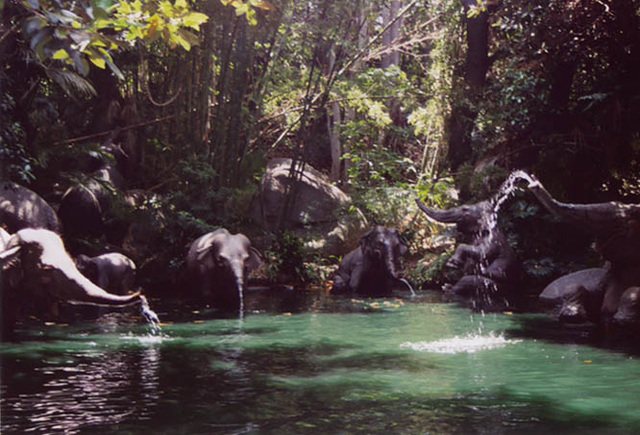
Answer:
[415,195,522,307]
[331,226,414,297]
[186,228,263,310]
[0,228,149,339]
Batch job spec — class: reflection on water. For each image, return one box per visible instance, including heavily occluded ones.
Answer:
[2,343,161,434]
[2,290,640,434]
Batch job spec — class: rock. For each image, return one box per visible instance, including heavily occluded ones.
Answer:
[0,182,62,233]
[249,158,366,255]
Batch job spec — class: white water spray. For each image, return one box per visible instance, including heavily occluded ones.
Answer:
[401,332,521,354]
[471,170,536,308]
[140,295,162,335]
[398,278,416,297]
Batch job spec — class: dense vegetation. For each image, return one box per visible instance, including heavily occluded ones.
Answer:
[2,0,640,292]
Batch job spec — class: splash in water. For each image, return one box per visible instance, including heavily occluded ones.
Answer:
[401,332,521,354]
[140,295,162,335]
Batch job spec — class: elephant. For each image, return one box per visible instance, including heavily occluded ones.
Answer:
[538,268,608,324]
[528,176,640,326]
[76,253,137,295]
[0,228,143,339]
[331,226,413,297]
[0,182,62,233]
[613,287,640,332]
[186,228,263,309]
[415,198,522,303]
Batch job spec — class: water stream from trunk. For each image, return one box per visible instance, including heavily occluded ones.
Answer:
[140,295,161,334]
[470,170,536,309]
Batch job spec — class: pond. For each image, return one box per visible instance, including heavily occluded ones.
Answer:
[2,289,640,434]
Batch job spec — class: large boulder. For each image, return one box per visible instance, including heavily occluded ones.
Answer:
[249,158,365,254]
[0,182,62,233]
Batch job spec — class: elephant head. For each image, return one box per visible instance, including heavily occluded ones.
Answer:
[187,228,262,308]
[415,198,493,236]
[528,176,640,264]
[613,287,640,331]
[360,226,408,281]
[1,229,142,307]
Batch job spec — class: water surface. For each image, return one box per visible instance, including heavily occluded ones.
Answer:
[2,290,640,434]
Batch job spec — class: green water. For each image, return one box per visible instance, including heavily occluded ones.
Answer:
[2,291,640,434]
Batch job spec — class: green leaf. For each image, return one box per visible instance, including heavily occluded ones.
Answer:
[160,1,174,17]
[118,1,132,14]
[249,0,275,11]
[179,29,200,47]
[234,2,249,16]
[52,49,69,59]
[183,12,208,29]
[172,32,191,50]
[89,56,106,68]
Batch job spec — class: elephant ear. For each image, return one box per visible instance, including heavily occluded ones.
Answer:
[359,228,375,254]
[195,232,223,262]
[393,229,409,257]
[196,244,214,262]
[247,246,263,271]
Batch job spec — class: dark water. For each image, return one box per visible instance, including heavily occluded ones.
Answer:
[3,290,640,434]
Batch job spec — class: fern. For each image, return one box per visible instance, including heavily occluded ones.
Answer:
[46,69,96,99]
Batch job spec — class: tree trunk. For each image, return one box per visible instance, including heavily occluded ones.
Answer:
[328,101,342,181]
[445,0,490,171]
[381,1,402,69]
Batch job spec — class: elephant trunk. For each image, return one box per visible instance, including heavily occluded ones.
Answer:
[415,199,462,224]
[230,260,246,302]
[528,178,640,234]
[61,271,142,307]
[384,241,400,280]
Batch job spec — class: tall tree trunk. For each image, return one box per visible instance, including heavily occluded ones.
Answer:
[328,100,342,181]
[226,19,251,185]
[445,0,490,172]
[381,1,402,69]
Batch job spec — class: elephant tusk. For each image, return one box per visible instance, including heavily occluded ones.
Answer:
[0,245,20,265]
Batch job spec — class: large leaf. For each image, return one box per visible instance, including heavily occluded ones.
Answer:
[46,69,97,98]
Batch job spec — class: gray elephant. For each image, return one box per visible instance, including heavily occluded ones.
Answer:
[331,226,413,297]
[528,176,640,327]
[613,287,640,332]
[0,182,61,233]
[538,268,608,324]
[415,198,522,301]
[186,228,263,309]
[76,253,137,295]
[0,228,143,339]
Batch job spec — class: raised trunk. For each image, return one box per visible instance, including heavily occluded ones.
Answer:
[528,179,640,234]
[415,199,462,224]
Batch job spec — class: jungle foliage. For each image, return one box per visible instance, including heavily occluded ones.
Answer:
[2,0,640,289]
